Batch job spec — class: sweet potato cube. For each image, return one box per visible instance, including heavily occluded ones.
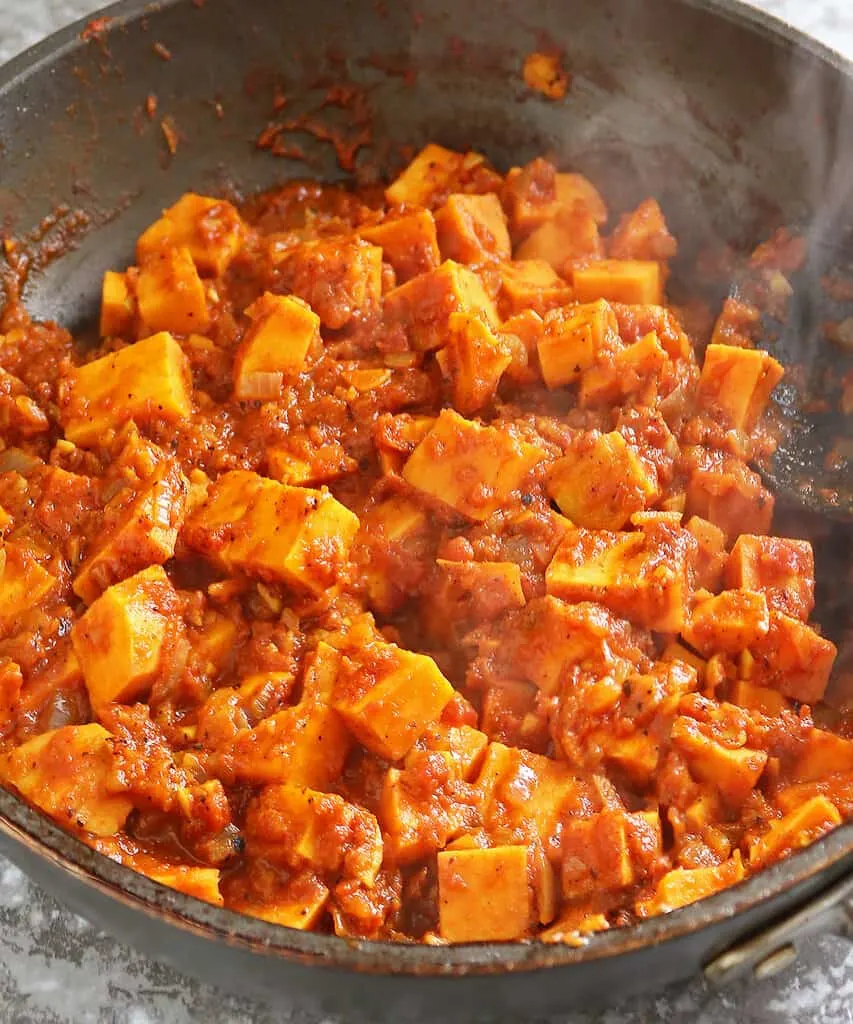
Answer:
[609,198,677,262]
[681,590,770,656]
[383,260,498,352]
[697,344,783,432]
[436,559,527,620]
[333,645,455,761]
[502,162,607,238]
[232,876,330,930]
[355,495,430,615]
[726,535,814,621]
[442,312,512,414]
[376,414,436,475]
[537,299,617,388]
[137,246,210,335]
[435,192,511,264]
[409,723,489,780]
[684,515,727,592]
[402,409,546,522]
[284,238,382,329]
[233,293,320,400]
[561,811,634,898]
[637,854,745,916]
[579,331,669,408]
[602,733,661,786]
[385,144,465,207]
[100,270,137,337]
[547,430,659,530]
[142,864,223,906]
[301,642,341,704]
[0,723,132,836]
[686,458,774,541]
[515,204,602,271]
[61,331,192,448]
[437,845,534,942]
[137,193,244,275]
[183,470,360,594]
[546,523,696,632]
[671,715,767,805]
[245,784,382,887]
[749,796,842,868]
[729,679,789,717]
[498,260,572,316]
[555,173,608,225]
[72,566,178,711]
[267,440,356,487]
[361,210,440,281]
[0,542,56,619]
[573,260,662,305]
[74,459,188,604]
[229,701,351,789]
[794,729,853,782]
[748,611,836,705]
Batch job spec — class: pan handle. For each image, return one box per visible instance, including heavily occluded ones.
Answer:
[704,872,853,986]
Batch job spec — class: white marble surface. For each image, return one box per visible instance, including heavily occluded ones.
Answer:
[1,1,853,1022]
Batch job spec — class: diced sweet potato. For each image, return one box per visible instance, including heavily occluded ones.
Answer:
[441,312,513,414]
[74,458,188,604]
[72,565,180,711]
[229,872,330,930]
[747,611,836,705]
[561,810,634,898]
[142,863,223,905]
[502,160,607,238]
[608,199,677,263]
[546,522,696,632]
[686,456,774,541]
[137,193,244,275]
[436,192,511,263]
[61,331,192,448]
[728,679,789,717]
[383,260,498,351]
[515,203,602,271]
[402,409,546,522]
[498,260,573,316]
[547,430,659,530]
[100,270,137,338]
[300,642,341,704]
[0,541,56,619]
[227,701,351,789]
[354,495,430,615]
[408,723,489,780]
[671,715,767,805]
[749,796,841,868]
[375,414,436,475]
[283,238,383,329]
[137,247,210,335]
[267,439,356,487]
[0,723,132,835]
[725,535,814,621]
[437,844,534,942]
[793,729,853,782]
[637,854,745,916]
[475,741,585,843]
[361,210,440,281]
[182,470,360,594]
[233,293,320,400]
[573,260,662,305]
[537,299,618,388]
[681,590,770,656]
[685,515,727,591]
[436,559,527,620]
[245,784,383,887]
[602,733,661,786]
[579,331,669,408]
[333,643,455,761]
[386,144,465,207]
[697,344,783,432]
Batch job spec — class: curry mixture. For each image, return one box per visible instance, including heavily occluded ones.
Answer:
[0,146,847,943]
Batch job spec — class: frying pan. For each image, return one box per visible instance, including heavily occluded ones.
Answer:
[1,0,852,1020]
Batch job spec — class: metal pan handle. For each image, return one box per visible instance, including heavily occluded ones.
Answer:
[705,873,853,986]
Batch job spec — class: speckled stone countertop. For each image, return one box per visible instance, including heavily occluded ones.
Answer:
[1,1,853,1022]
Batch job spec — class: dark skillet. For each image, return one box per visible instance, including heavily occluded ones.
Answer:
[1,0,853,1020]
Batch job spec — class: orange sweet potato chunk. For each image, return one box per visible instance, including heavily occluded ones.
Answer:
[437,845,534,942]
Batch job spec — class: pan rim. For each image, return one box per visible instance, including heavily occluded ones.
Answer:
[0,0,852,977]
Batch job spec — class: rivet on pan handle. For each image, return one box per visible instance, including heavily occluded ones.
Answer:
[704,873,853,986]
